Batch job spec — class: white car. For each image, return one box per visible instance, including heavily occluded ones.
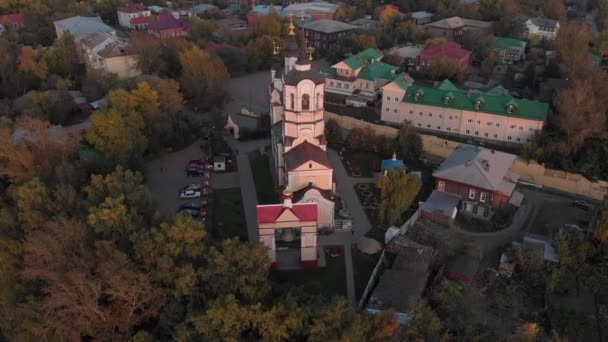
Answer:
[180,189,201,199]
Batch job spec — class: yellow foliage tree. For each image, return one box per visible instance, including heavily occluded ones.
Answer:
[377,169,422,225]
[18,46,48,80]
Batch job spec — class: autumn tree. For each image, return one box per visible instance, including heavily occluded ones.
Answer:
[18,46,48,80]
[244,35,276,71]
[352,33,377,50]
[44,33,80,78]
[396,121,422,163]
[179,46,229,110]
[417,57,464,83]
[378,168,422,225]
[188,17,217,44]
[593,199,608,243]
[404,301,443,341]
[255,6,283,37]
[324,118,340,147]
[424,36,448,47]
[0,116,80,183]
[395,21,430,44]
[129,31,166,75]
[556,22,593,78]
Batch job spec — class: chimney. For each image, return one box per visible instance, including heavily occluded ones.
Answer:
[282,189,293,208]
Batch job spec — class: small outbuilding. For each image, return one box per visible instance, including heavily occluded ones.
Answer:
[448,255,480,286]
[213,156,226,172]
[420,190,461,225]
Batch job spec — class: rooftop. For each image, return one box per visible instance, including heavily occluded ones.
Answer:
[386,45,424,59]
[54,16,115,37]
[283,2,338,15]
[381,155,405,170]
[118,2,148,14]
[358,61,397,81]
[0,13,24,26]
[529,17,559,30]
[495,36,527,49]
[410,11,433,19]
[420,42,471,60]
[149,15,187,31]
[402,82,549,121]
[426,16,492,29]
[191,3,218,14]
[342,48,383,70]
[284,142,333,171]
[389,73,415,90]
[257,203,318,224]
[433,144,519,194]
[420,190,461,218]
[302,19,358,34]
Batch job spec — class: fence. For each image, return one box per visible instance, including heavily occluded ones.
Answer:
[325,112,608,200]
[357,209,421,309]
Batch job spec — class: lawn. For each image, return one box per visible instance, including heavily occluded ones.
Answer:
[270,250,347,298]
[249,153,279,204]
[208,188,247,241]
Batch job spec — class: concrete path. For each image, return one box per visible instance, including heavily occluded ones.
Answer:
[328,149,373,240]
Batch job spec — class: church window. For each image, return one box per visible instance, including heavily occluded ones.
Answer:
[290,94,294,110]
[302,94,310,110]
[309,163,312,168]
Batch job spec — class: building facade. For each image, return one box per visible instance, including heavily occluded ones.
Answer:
[148,16,188,39]
[495,36,526,64]
[432,144,519,217]
[323,48,397,107]
[417,42,472,73]
[524,17,560,40]
[425,16,493,40]
[259,21,338,268]
[80,32,141,79]
[302,19,358,53]
[117,2,151,28]
[381,78,548,144]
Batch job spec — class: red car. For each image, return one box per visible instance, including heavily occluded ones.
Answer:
[325,246,344,257]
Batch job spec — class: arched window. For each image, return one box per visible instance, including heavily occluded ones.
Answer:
[302,94,310,110]
[290,94,294,110]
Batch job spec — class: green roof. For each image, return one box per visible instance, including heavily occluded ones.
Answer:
[343,48,383,70]
[590,53,600,62]
[358,61,396,81]
[322,67,336,76]
[390,73,415,90]
[485,85,509,96]
[404,86,548,121]
[437,79,459,91]
[495,36,526,49]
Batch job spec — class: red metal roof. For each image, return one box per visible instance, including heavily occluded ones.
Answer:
[257,203,318,224]
[149,15,188,32]
[130,12,173,25]
[420,42,471,60]
[0,13,24,26]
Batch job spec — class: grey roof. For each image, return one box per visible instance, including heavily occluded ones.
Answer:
[283,68,325,86]
[54,16,114,37]
[349,18,378,26]
[420,190,461,217]
[302,19,358,34]
[529,17,559,30]
[433,144,518,193]
[226,113,258,130]
[191,3,218,14]
[410,11,433,19]
[427,16,491,29]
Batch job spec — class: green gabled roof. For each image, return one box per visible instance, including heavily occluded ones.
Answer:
[495,36,526,49]
[390,73,415,90]
[358,61,396,81]
[437,79,459,91]
[485,85,510,96]
[322,67,337,76]
[402,86,548,121]
[343,48,383,70]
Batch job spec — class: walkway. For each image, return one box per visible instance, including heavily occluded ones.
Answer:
[319,230,356,303]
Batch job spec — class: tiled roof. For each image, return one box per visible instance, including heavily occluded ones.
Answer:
[358,61,396,81]
[420,42,471,60]
[403,83,548,121]
[343,48,383,70]
[302,19,358,34]
[433,144,518,192]
[495,36,526,49]
[256,203,318,224]
[285,142,332,171]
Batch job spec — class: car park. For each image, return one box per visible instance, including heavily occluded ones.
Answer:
[180,188,201,199]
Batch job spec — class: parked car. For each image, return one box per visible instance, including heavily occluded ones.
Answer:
[325,246,344,257]
[178,207,200,217]
[572,200,592,211]
[180,202,201,210]
[180,189,201,199]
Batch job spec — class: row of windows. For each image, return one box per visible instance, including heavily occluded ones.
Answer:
[407,110,460,120]
[437,181,488,203]
[329,81,350,89]
[416,123,458,132]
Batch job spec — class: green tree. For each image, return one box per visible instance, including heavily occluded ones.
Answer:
[44,34,80,78]
[396,121,422,163]
[593,199,608,243]
[324,119,340,147]
[254,6,283,36]
[129,31,166,75]
[404,301,442,341]
[377,168,422,225]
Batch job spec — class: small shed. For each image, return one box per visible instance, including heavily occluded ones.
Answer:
[213,156,226,172]
[420,190,461,225]
[448,255,480,286]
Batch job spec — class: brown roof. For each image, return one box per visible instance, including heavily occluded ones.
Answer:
[118,2,147,14]
[293,185,333,202]
[285,142,332,171]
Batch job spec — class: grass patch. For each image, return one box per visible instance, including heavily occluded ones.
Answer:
[270,251,347,298]
[249,153,279,204]
[208,188,247,240]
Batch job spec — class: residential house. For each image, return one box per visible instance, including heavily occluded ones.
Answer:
[54,16,115,40]
[349,17,379,31]
[432,144,519,217]
[417,42,472,73]
[366,236,435,324]
[282,2,338,22]
[523,17,560,40]
[130,12,175,31]
[425,16,493,40]
[380,78,549,144]
[190,3,219,16]
[302,19,358,53]
[80,32,141,79]
[386,45,425,70]
[117,2,151,29]
[495,36,526,64]
[148,15,188,39]
[323,48,398,107]
[246,5,283,26]
[408,11,433,25]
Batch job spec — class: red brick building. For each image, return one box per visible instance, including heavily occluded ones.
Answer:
[417,42,472,73]
[148,15,188,39]
[432,144,519,218]
[0,13,25,29]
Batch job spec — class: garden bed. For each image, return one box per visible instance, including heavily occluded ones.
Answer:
[249,152,279,204]
[341,151,382,178]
